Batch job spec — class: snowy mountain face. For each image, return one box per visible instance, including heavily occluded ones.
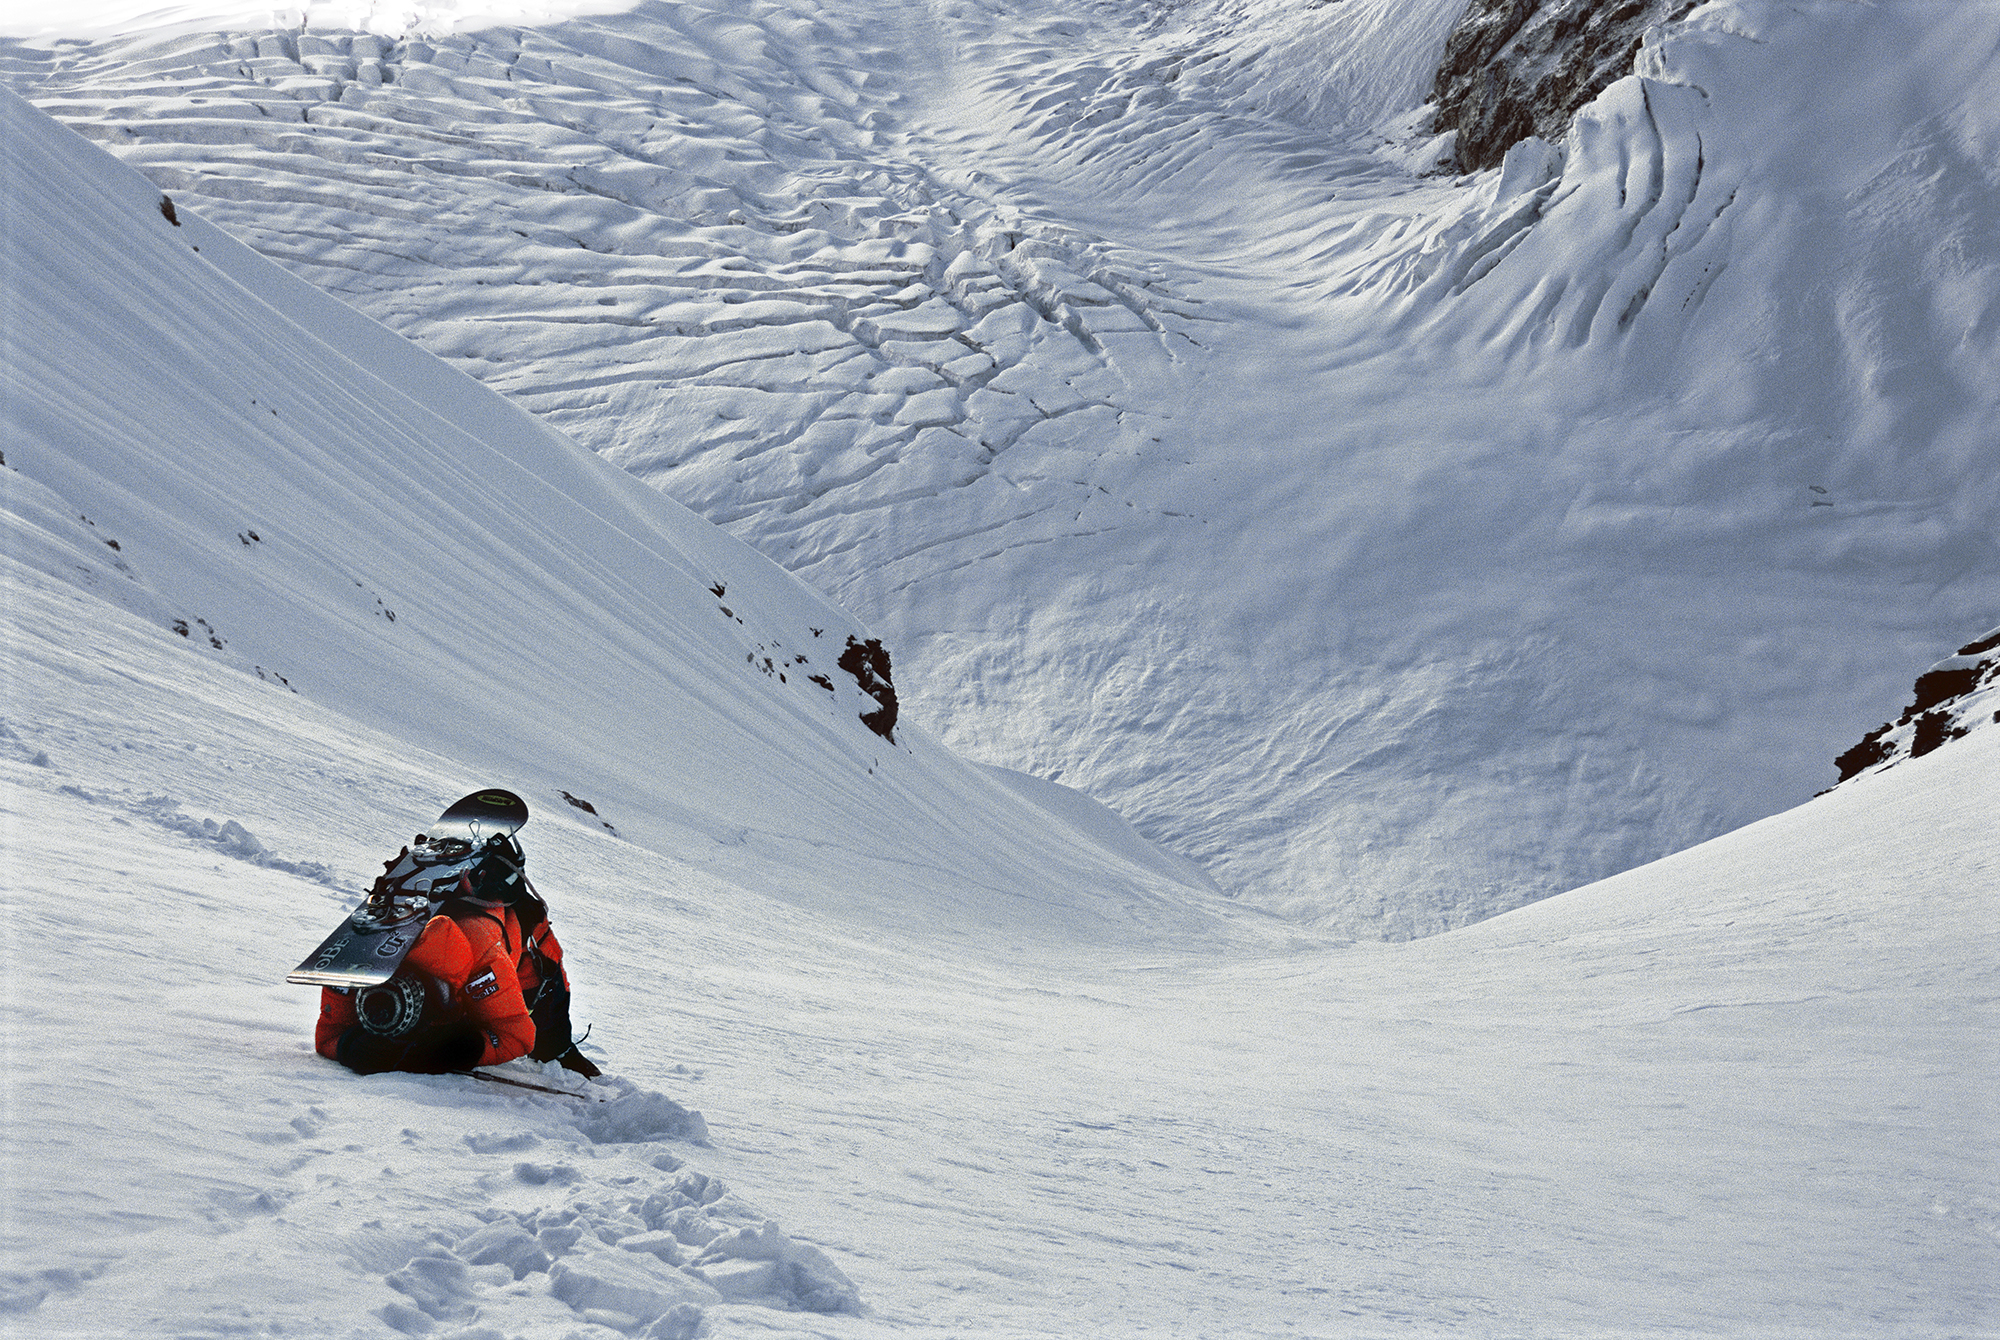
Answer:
[3,4,1996,941]
[3,11,1999,1340]
[0,77,1262,1337]
[0,79,1223,949]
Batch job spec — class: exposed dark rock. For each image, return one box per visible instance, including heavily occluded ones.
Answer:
[1833,727,1894,784]
[1907,709,1962,760]
[1829,623,2000,785]
[1431,0,1700,172]
[1958,628,2000,657]
[560,788,619,834]
[1909,665,1983,715]
[837,636,898,743]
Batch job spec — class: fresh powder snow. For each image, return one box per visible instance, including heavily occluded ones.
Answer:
[2,1,1996,1336]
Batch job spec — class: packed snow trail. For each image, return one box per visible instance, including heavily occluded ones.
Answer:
[7,0,1998,936]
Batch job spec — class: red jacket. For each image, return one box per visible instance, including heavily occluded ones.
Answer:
[316,902,542,1068]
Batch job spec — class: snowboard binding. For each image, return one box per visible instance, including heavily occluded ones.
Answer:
[288,789,531,989]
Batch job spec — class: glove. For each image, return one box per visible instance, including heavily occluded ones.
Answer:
[555,1043,602,1078]
[334,1024,485,1076]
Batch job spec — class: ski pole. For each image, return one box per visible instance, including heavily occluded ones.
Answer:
[460,1069,602,1101]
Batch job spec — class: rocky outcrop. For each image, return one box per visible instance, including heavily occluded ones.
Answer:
[1832,626,2000,785]
[838,636,900,744]
[1430,0,1699,172]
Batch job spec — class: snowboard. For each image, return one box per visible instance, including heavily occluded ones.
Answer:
[287,789,529,989]
[427,788,530,846]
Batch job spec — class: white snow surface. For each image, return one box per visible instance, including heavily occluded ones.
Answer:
[9,0,1995,935]
[0,0,642,41]
[1,35,1998,1340]
[0,78,1223,947]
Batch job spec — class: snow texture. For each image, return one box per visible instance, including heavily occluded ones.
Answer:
[6,0,1995,937]
[0,6,1996,1337]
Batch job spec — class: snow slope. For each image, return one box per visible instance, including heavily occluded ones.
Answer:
[3,74,1997,1340]
[13,0,1995,936]
[0,80,1224,947]
[11,590,1996,1339]
[0,76,1232,1335]
[10,547,1995,1338]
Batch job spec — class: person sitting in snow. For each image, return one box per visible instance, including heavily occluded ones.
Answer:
[315,829,599,1078]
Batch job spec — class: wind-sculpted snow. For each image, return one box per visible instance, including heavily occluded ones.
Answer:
[0,8,1198,607]
[0,80,1225,947]
[6,14,1999,1338]
[6,0,2000,938]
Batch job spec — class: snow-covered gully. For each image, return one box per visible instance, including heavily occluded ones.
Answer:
[2,1,1996,1336]
[9,0,1997,933]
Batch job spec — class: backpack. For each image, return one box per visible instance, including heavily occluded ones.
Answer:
[369,833,597,1073]
[457,838,595,1073]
